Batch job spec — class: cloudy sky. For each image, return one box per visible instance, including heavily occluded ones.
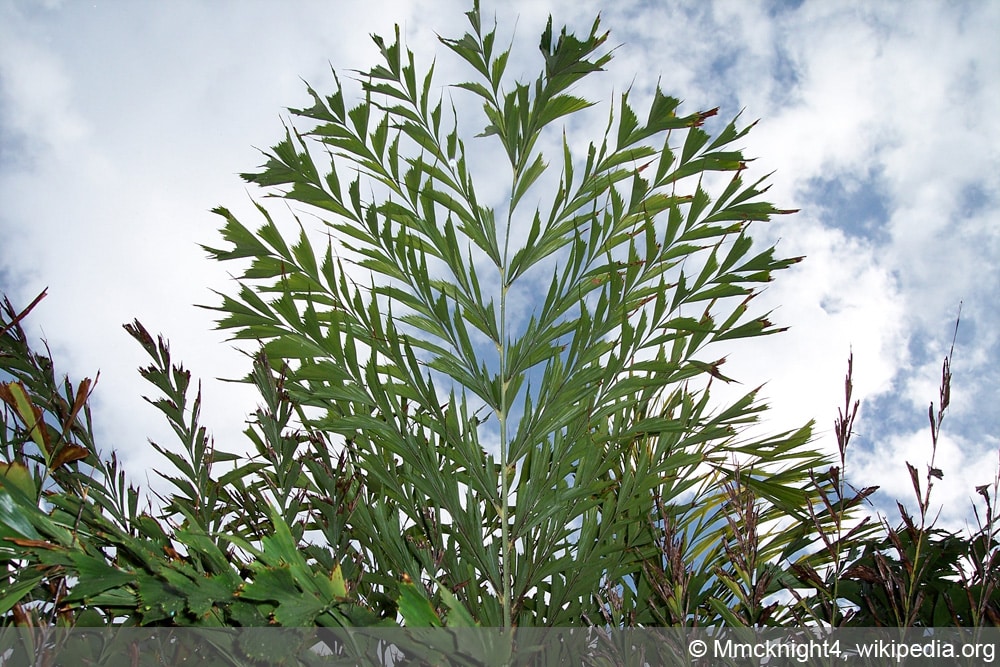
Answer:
[1,0,997,531]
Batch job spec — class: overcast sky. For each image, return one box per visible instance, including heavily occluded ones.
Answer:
[1,0,998,531]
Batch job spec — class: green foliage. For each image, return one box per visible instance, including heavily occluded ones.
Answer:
[201,1,825,628]
[0,297,378,630]
[1,2,996,639]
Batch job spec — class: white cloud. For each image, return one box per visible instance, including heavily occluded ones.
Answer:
[665,0,1000,503]
[851,428,1000,533]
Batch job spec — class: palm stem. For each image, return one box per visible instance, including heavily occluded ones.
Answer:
[498,274,511,627]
